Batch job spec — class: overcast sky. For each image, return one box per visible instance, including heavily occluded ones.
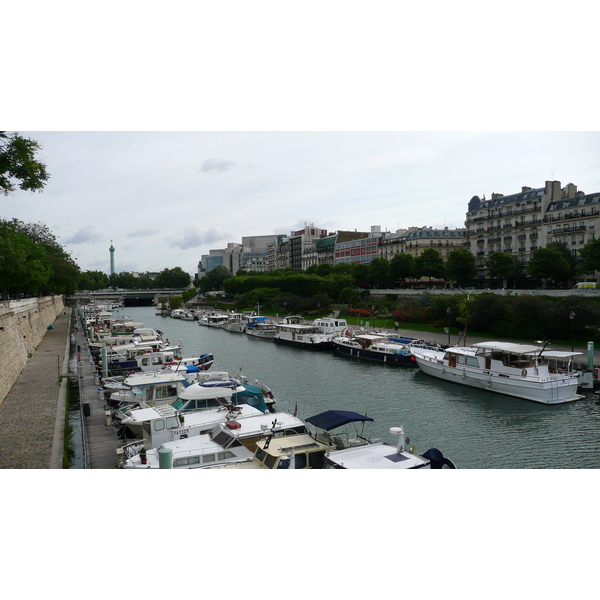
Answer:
[4,131,599,276]
[5,2,600,278]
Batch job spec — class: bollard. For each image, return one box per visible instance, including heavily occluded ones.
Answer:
[82,402,91,417]
[159,448,173,469]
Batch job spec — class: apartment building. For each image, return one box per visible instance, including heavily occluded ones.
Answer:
[378,227,465,260]
[464,180,599,278]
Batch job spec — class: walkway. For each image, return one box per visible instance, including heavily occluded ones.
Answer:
[0,310,71,468]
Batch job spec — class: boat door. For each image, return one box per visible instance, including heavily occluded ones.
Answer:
[448,353,457,367]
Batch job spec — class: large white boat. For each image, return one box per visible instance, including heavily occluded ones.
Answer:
[223,314,247,333]
[410,341,584,404]
[198,312,229,327]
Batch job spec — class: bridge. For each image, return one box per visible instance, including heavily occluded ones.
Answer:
[68,289,186,306]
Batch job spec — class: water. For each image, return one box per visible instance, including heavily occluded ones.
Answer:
[111,306,600,469]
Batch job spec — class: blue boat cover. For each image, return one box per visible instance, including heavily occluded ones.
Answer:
[306,410,374,431]
[185,365,200,372]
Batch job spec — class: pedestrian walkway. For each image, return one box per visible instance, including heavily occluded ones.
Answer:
[0,310,71,468]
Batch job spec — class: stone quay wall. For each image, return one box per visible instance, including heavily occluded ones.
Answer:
[0,296,65,405]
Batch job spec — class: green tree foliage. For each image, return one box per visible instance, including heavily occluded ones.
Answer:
[485,251,518,282]
[367,257,391,289]
[444,248,476,286]
[0,218,79,296]
[577,238,600,275]
[414,248,445,280]
[0,132,49,195]
[199,265,232,293]
[528,246,571,285]
[389,253,414,284]
[77,270,110,290]
[154,266,192,288]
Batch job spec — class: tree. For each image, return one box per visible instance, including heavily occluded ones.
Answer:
[577,238,600,275]
[389,253,415,285]
[367,257,391,289]
[547,241,577,279]
[485,251,519,287]
[414,248,445,281]
[0,132,49,195]
[200,265,232,293]
[154,267,192,288]
[445,248,476,286]
[528,246,571,286]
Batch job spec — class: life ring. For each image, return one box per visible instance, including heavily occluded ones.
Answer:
[521,369,527,377]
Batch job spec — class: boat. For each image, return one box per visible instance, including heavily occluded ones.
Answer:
[409,340,585,404]
[245,315,277,339]
[138,351,214,373]
[116,373,275,436]
[273,315,338,349]
[223,314,247,333]
[198,312,230,327]
[119,407,306,468]
[211,409,455,470]
[332,332,429,365]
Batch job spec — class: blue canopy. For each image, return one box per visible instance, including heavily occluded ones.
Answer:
[306,410,374,431]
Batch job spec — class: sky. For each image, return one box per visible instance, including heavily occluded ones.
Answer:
[5,2,599,280]
[4,131,600,277]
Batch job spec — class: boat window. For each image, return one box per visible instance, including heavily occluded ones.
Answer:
[465,356,479,367]
[173,456,200,467]
[202,454,216,464]
[293,453,308,469]
[166,416,180,429]
[218,451,235,460]
[308,451,326,469]
[172,399,184,409]
[153,419,165,432]
[264,454,277,469]
[255,448,266,463]
[211,430,232,447]
[457,354,466,365]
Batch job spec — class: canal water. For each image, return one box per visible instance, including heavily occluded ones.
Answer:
[112,306,600,469]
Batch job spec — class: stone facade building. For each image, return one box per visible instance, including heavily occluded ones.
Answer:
[464,180,599,279]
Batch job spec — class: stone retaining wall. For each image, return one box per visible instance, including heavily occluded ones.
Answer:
[0,296,65,405]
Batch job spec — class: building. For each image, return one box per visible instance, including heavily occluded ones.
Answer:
[288,224,328,270]
[464,180,599,279]
[334,226,383,265]
[403,227,465,259]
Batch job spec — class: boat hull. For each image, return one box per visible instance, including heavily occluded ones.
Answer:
[273,336,334,350]
[413,353,582,404]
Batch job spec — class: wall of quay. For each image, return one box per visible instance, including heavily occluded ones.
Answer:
[0,296,65,405]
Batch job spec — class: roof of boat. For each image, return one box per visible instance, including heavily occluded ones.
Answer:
[255,433,333,456]
[123,403,263,424]
[472,341,546,354]
[325,444,429,469]
[124,371,188,387]
[214,411,305,437]
[306,410,374,431]
[178,383,239,400]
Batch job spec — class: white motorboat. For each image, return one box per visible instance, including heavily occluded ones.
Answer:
[212,409,455,470]
[119,408,306,468]
[198,312,229,327]
[245,315,276,339]
[410,341,585,404]
[223,314,247,333]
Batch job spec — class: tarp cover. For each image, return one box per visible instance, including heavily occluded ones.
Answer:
[306,410,374,431]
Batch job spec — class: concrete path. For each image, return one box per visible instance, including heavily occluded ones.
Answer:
[0,309,71,469]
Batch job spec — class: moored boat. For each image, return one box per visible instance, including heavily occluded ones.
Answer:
[245,315,276,339]
[410,340,584,404]
[332,333,423,365]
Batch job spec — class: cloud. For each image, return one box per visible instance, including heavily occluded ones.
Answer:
[169,227,230,250]
[62,226,104,244]
[199,158,237,173]
[127,228,159,238]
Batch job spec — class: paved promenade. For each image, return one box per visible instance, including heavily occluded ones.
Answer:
[0,309,71,469]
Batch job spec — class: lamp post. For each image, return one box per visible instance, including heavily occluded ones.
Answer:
[446,306,452,345]
[569,311,575,352]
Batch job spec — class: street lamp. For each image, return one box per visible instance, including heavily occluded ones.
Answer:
[446,306,452,345]
[569,311,575,352]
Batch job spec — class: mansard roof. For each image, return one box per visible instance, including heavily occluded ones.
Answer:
[547,192,600,212]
